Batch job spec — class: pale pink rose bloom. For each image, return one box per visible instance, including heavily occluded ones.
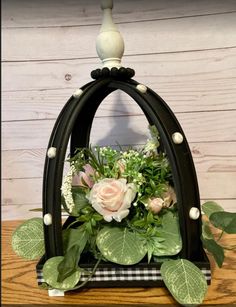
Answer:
[148,197,164,214]
[87,178,136,222]
[72,164,95,188]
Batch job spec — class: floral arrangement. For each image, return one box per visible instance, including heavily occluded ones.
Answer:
[11,126,236,306]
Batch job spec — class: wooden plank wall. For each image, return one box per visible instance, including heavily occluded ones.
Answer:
[2,0,236,220]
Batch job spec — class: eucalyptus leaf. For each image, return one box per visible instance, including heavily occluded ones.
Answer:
[96,227,147,265]
[202,238,224,267]
[153,211,182,256]
[43,256,81,290]
[12,218,45,260]
[202,201,224,218]
[160,259,208,305]
[210,211,236,234]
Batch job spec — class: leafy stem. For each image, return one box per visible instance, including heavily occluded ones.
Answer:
[68,257,102,291]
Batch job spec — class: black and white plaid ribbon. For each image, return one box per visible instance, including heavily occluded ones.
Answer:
[37,266,211,285]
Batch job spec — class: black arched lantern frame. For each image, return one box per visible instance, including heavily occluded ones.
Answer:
[37,69,211,288]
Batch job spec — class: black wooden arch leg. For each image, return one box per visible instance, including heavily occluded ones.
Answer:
[42,77,204,262]
[43,80,107,257]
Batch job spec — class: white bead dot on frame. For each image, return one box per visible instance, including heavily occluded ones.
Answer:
[189,207,200,220]
[172,132,184,144]
[44,213,52,225]
[47,147,57,159]
[136,84,147,94]
[73,88,83,98]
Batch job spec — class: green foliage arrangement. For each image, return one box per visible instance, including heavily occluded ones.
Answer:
[12,126,236,306]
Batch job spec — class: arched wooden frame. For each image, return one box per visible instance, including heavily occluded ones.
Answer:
[42,77,204,262]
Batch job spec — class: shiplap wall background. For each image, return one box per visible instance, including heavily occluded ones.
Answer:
[2,0,236,220]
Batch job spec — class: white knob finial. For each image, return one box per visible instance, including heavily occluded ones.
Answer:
[96,0,125,69]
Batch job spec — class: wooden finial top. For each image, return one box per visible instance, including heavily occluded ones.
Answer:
[96,0,125,69]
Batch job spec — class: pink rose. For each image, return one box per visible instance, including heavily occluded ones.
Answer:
[148,198,164,214]
[87,178,136,222]
[72,164,95,188]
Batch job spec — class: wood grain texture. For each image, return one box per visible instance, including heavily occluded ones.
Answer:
[3,0,236,28]
[3,13,236,61]
[2,220,236,305]
[3,47,236,94]
[3,111,236,151]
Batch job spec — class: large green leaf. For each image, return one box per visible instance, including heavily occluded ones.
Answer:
[58,227,89,282]
[202,238,224,267]
[43,256,81,290]
[160,259,208,305]
[210,211,236,234]
[96,227,147,265]
[57,245,80,283]
[202,201,224,218]
[11,218,45,260]
[63,226,89,252]
[152,211,182,256]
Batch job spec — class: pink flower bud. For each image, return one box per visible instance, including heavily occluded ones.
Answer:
[148,197,164,214]
[72,164,95,188]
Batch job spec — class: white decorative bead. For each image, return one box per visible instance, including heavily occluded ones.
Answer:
[73,88,83,98]
[43,213,52,225]
[96,0,124,69]
[48,289,64,297]
[47,147,57,158]
[172,132,184,144]
[189,207,200,220]
[136,84,147,93]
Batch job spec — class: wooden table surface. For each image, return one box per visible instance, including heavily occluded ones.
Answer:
[2,221,236,305]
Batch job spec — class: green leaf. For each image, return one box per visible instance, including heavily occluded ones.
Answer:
[210,211,236,234]
[202,220,214,240]
[11,218,45,260]
[202,201,224,218]
[96,227,147,265]
[43,256,81,290]
[57,245,80,283]
[153,256,179,263]
[71,187,90,216]
[64,226,89,252]
[59,227,89,282]
[160,259,208,305]
[153,211,182,256]
[202,238,224,267]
